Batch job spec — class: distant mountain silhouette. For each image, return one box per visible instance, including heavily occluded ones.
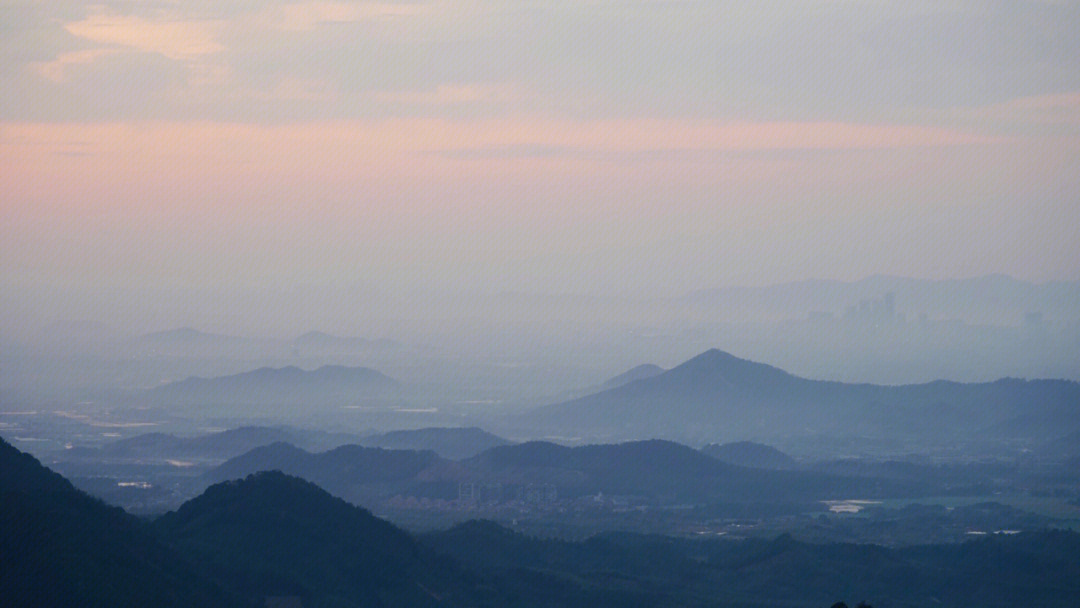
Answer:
[0,436,247,607]
[204,442,455,503]
[360,427,512,460]
[146,364,401,408]
[205,437,919,504]
[461,439,919,502]
[128,327,265,357]
[602,363,665,390]
[702,441,797,469]
[526,349,1080,443]
[292,330,399,352]
[58,425,364,462]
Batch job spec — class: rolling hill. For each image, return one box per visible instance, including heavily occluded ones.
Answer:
[204,438,924,506]
[154,471,468,607]
[7,435,1080,608]
[204,442,457,504]
[461,439,923,502]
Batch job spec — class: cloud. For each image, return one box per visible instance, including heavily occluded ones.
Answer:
[4,1,1079,128]
[63,10,225,60]
[32,48,121,83]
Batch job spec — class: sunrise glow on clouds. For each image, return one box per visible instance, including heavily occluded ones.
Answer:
[2,0,1080,326]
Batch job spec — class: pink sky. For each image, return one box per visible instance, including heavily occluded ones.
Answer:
[2,1,1080,332]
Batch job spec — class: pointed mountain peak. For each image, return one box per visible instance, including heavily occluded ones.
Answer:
[665,349,797,386]
[689,348,741,362]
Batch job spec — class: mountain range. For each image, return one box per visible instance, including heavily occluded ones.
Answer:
[204,438,926,506]
[58,425,510,465]
[524,349,1080,444]
[57,426,366,462]
[5,435,1080,607]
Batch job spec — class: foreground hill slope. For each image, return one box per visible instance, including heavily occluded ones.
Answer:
[154,471,470,608]
[526,349,1080,443]
[424,520,1080,608]
[6,435,1080,608]
[0,436,248,608]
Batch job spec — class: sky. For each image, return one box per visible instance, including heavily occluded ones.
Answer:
[2,0,1079,333]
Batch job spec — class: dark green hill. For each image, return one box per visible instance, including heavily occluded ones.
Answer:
[0,436,248,608]
[423,520,1080,608]
[154,471,469,608]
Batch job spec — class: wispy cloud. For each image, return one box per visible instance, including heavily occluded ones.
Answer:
[0,119,998,190]
[64,10,226,60]
[32,49,121,83]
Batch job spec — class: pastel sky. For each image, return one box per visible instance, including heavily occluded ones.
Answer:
[2,0,1079,332]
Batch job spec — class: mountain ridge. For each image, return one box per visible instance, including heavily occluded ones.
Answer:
[525,349,1080,444]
